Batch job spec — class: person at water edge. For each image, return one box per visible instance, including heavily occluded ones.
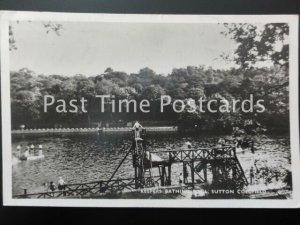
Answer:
[250,140,255,154]
[179,173,183,186]
[235,135,243,148]
[133,121,143,139]
[58,177,66,190]
[216,138,226,148]
[49,181,56,192]
[254,160,260,173]
[183,141,192,150]
[43,182,49,191]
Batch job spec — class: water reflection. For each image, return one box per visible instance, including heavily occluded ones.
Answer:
[12,133,291,195]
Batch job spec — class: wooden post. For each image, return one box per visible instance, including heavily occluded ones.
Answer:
[134,166,139,189]
[232,164,237,180]
[223,162,228,180]
[163,166,167,186]
[183,162,185,184]
[251,141,255,153]
[160,166,165,186]
[99,181,103,193]
[168,164,172,185]
[168,152,172,185]
[204,164,207,182]
[191,161,195,189]
[233,146,237,157]
[23,189,27,197]
[211,163,216,184]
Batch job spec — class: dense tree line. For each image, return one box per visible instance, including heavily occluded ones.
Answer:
[10,65,289,134]
[10,23,289,133]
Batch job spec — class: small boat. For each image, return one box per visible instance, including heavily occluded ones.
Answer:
[17,144,45,161]
[19,153,45,161]
[23,154,45,161]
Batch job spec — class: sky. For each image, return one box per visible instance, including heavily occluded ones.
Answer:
[10,21,238,76]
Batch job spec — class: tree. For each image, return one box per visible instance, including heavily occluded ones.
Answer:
[187,88,205,100]
[104,71,128,87]
[9,64,290,133]
[10,69,43,127]
[104,67,113,73]
[9,21,64,51]
[222,23,289,69]
[141,85,165,101]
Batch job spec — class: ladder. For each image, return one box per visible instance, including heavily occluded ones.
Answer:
[134,137,154,188]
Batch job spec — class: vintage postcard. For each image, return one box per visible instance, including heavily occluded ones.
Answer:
[1,11,299,207]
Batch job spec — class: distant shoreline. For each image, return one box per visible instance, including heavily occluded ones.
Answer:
[11,126,178,135]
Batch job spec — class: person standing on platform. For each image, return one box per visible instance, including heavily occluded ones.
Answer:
[58,177,66,190]
[58,177,66,196]
[49,181,56,192]
[43,182,49,192]
[182,141,192,150]
[133,121,143,139]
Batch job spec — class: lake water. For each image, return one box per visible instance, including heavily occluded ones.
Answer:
[11,133,292,196]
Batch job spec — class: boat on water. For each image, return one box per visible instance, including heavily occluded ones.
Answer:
[16,144,45,161]
[19,154,45,161]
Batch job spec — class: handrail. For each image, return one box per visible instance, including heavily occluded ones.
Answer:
[13,176,161,198]
[64,177,137,187]
[149,145,235,153]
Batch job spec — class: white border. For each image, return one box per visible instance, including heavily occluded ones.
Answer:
[1,11,299,208]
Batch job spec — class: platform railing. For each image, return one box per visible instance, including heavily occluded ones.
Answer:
[13,176,161,199]
[149,145,237,163]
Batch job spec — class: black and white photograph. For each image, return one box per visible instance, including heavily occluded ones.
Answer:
[1,11,299,207]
